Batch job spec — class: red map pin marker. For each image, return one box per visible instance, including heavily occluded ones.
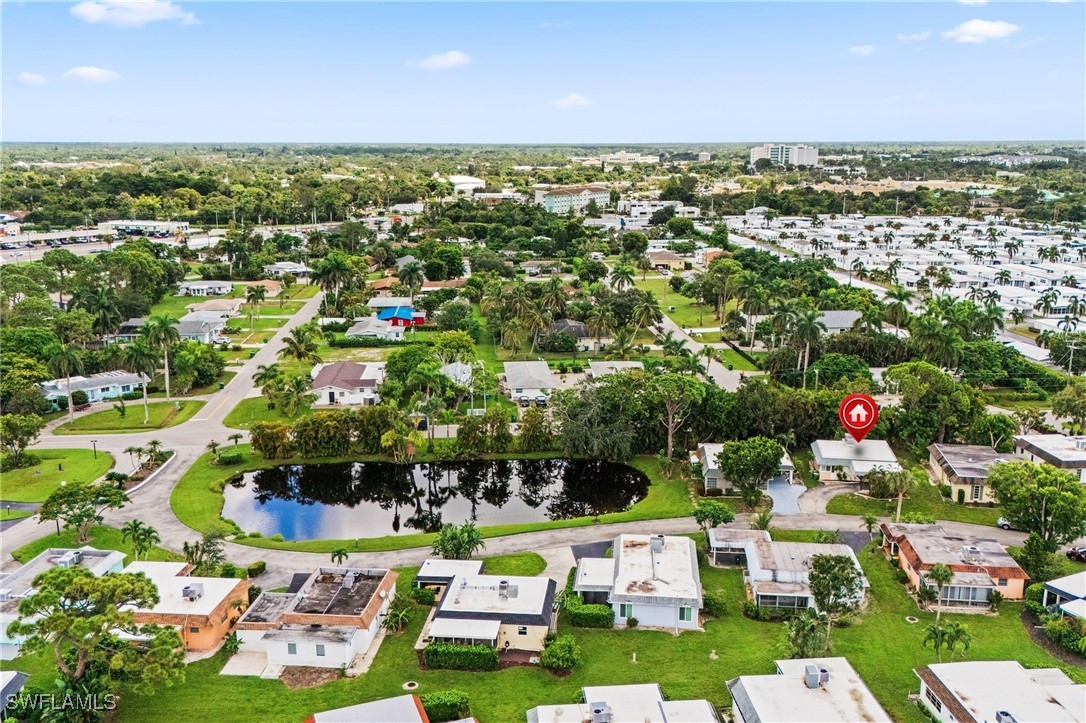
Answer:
[838,393,879,443]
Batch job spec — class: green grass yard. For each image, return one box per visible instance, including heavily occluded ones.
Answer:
[11,524,184,564]
[480,552,546,577]
[13,539,1079,723]
[632,278,724,330]
[170,448,693,551]
[221,397,313,429]
[0,449,115,502]
[148,372,236,398]
[825,479,1002,527]
[54,401,205,434]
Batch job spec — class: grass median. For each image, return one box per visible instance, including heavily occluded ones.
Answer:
[53,401,205,434]
[1,449,115,502]
[170,446,694,552]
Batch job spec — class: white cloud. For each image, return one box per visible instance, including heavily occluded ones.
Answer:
[62,66,119,83]
[551,92,591,108]
[896,31,931,42]
[848,44,875,56]
[411,50,470,70]
[71,1,197,27]
[17,72,48,86]
[942,19,1020,43]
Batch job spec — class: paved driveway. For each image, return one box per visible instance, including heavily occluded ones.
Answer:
[766,475,803,514]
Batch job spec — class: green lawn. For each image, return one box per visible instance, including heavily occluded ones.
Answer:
[228,316,288,333]
[0,508,32,521]
[54,401,206,434]
[15,538,1079,723]
[171,447,693,551]
[10,524,184,564]
[256,302,304,316]
[983,389,1052,413]
[0,449,115,502]
[714,348,758,372]
[480,552,546,577]
[222,397,313,430]
[826,479,1002,527]
[633,278,722,330]
[147,294,198,319]
[148,372,236,398]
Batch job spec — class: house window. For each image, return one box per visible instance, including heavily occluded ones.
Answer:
[189,626,199,633]
[316,645,326,657]
[287,643,297,655]
[679,607,693,622]
[997,578,1007,586]
[514,388,523,394]
[517,626,528,636]
[924,686,942,712]
[619,604,633,618]
[972,484,983,501]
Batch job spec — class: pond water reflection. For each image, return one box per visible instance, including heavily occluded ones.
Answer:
[221,458,649,541]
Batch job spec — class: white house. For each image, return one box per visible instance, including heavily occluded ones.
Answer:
[811,437,901,481]
[310,695,429,723]
[263,261,310,277]
[527,683,718,723]
[695,443,794,491]
[741,536,868,610]
[235,567,397,673]
[178,280,233,297]
[310,362,384,406]
[344,317,404,341]
[1042,571,1086,621]
[39,370,149,405]
[367,296,414,310]
[916,661,1086,723]
[818,310,862,335]
[1014,434,1086,484]
[0,548,126,660]
[502,361,556,399]
[729,657,890,723]
[573,534,702,630]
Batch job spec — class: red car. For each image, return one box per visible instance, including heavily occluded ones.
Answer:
[1067,547,1086,563]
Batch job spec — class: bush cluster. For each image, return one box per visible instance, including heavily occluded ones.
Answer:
[410,586,437,606]
[422,643,499,671]
[329,337,432,348]
[703,590,727,618]
[419,691,471,722]
[563,569,615,628]
[217,450,244,466]
[246,560,267,577]
[742,601,797,622]
[540,634,580,672]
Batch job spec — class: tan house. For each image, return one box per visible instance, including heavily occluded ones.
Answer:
[369,276,397,296]
[646,250,685,271]
[246,279,282,297]
[187,298,245,316]
[927,443,1007,504]
[880,523,1028,606]
[124,561,249,652]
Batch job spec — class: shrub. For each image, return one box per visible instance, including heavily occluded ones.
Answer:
[219,562,236,578]
[247,531,263,538]
[563,568,615,628]
[71,390,90,406]
[247,585,262,604]
[703,590,727,618]
[330,337,431,348]
[423,643,499,671]
[742,601,797,622]
[1025,600,1047,617]
[1025,582,1045,603]
[217,450,244,466]
[626,616,639,628]
[0,453,40,472]
[411,586,437,606]
[246,560,267,577]
[894,568,911,585]
[420,691,470,723]
[121,391,142,401]
[268,534,285,542]
[988,590,1003,612]
[540,634,580,671]
[938,484,952,499]
[957,488,966,504]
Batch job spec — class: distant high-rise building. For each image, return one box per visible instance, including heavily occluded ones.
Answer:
[750,143,819,167]
[698,152,712,162]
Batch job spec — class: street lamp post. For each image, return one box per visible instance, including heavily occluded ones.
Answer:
[92,439,98,459]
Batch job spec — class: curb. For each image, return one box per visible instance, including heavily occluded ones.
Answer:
[126,451,177,494]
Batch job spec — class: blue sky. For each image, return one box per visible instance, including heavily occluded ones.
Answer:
[4,1,1083,142]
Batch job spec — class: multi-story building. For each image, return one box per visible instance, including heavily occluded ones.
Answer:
[750,143,819,167]
[535,185,610,214]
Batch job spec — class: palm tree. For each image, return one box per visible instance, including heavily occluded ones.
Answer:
[143,314,180,400]
[330,548,349,566]
[398,261,425,303]
[122,338,157,425]
[636,255,653,280]
[252,363,282,387]
[609,264,635,291]
[587,305,616,349]
[79,286,123,341]
[124,446,144,469]
[861,514,879,541]
[279,324,323,365]
[277,375,316,416]
[245,285,267,331]
[883,468,916,523]
[228,433,243,446]
[941,620,972,660]
[540,277,567,316]
[632,291,663,330]
[521,303,551,355]
[45,343,84,424]
[791,308,826,388]
[206,440,220,457]
[122,520,160,561]
[699,345,717,373]
[604,326,636,360]
[925,563,954,624]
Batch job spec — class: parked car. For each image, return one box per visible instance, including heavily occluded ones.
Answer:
[534,395,548,408]
[518,395,531,407]
[1067,547,1086,563]
[997,517,1018,531]
[0,242,16,250]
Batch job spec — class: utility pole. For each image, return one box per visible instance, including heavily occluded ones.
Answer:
[1068,341,1080,379]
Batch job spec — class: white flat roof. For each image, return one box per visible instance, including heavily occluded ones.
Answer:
[1046,571,1086,599]
[1060,598,1086,619]
[417,559,484,580]
[312,694,426,723]
[924,661,1086,722]
[611,534,700,605]
[812,438,901,475]
[573,557,615,589]
[1015,434,1086,465]
[122,561,243,617]
[731,657,891,723]
[428,617,500,640]
[439,574,551,616]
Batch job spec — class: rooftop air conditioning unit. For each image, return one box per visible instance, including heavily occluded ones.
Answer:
[650,535,665,553]
[804,664,830,689]
[182,583,204,601]
[341,573,356,589]
[995,712,1018,723]
[590,703,613,723]
[0,589,11,602]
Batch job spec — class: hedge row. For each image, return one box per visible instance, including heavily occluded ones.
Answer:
[329,336,432,348]
[422,643,499,671]
[563,568,615,628]
[246,560,266,577]
[411,586,437,606]
[420,691,470,722]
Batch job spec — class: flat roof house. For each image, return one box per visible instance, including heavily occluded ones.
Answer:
[39,370,149,405]
[728,657,891,723]
[310,362,384,406]
[527,683,718,723]
[122,561,250,652]
[880,522,1029,605]
[263,261,310,277]
[178,280,233,297]
[707,528,772,567]
[414,559,484,602]
[367,296,413,309]
[344,316,404,341]
[502,361,557,399]
[1014,434,1086,483]
[573,534,702,630]
[236,567,397,672]
[695,443,794,491]
[307,694,431,723]
[744,538,868,611]
[818,309,862,335]
[1043,571,1086,621]
[646,249,685,271]
[0,547,126,660]
[811,437,901,482]
[928,443,1008,504]
[418,573,557,653]
[916,661,1085,723]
